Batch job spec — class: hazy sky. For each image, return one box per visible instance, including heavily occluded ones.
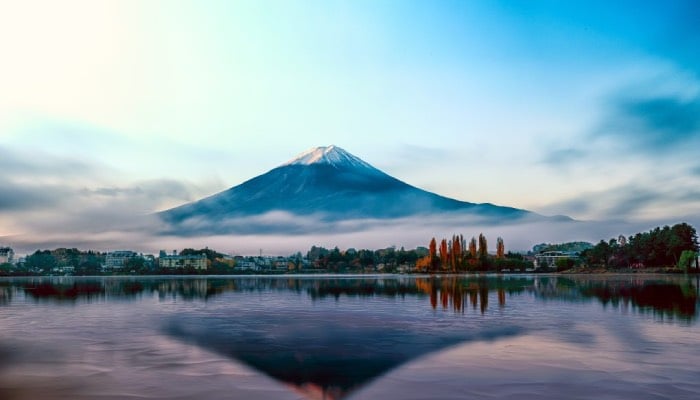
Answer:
[1,1,699,253]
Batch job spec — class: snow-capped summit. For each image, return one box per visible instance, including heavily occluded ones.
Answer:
[282,145,375,170]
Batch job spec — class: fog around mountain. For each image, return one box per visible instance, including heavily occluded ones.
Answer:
[159,146,557,236]
[5,146,694,256]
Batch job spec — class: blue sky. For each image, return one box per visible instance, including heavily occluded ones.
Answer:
[1,0,699,253]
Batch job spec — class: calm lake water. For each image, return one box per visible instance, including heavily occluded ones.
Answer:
[1,274,698,400]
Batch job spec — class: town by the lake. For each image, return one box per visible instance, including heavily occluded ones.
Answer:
[1,222,698,277]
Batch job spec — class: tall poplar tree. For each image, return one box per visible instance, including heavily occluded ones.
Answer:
[469,237,477,258]
[478,234,488,258]
[496,237,505,259]
[452,234,462,271]
[440,239,448,269]
[429,238,437,271]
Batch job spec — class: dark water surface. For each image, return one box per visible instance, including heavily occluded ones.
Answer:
[1,274,698,399]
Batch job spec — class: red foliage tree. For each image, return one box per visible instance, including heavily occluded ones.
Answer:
[496,237,505,259]
[440,239,449,270]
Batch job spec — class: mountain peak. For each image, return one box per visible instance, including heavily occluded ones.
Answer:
[160,144,544,230]
[282,145,375,170]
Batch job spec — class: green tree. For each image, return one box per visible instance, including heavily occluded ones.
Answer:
[0,262,13,276]
[25,250,57,272]
[555,257,575,272]
[124,257,147,274]
[76,259,102,275]
[677,250,697,272]
[583,240,612,268]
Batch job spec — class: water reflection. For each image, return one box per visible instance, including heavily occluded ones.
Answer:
[416,277,529,312]
[547,276,699,321]
[1,275,698,320]
[1,275,699,400]
[0,281,12,305]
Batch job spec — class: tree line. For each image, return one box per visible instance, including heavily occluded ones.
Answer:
[581,223,698,270]
[1,247,237,276]
[305,245,428,272]
[416,234,531,272]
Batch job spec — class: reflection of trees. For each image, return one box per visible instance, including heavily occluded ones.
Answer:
[0,282,12,305]
[416,277,529,313]
[415,275,698,320]
[8,276,533,313]
[304,278,424,300]
[7,277,428,303]
[24,280,104,301]
[578,280,697,320]
[15,278,240,303]
[531,276,699,321]
[2,276,697,320]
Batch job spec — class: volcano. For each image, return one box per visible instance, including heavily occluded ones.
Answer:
[159,145,555,234]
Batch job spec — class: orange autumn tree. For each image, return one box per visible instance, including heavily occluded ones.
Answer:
[451,234,462,272]
[423,233,507,272]
[439,239,448,270]
[429,237,437,271]
[415,256,432,271]
[414,238,437,272]
[496,237,505,259]
[478,233,488,258]
[469,237,477,258]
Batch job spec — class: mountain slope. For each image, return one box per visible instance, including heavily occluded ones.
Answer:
[159,146,548,232]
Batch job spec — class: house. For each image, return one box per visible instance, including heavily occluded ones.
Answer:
[534,251,578,269]
[105,250,140,269]
[0,247,14,264]
[158,250,207,270]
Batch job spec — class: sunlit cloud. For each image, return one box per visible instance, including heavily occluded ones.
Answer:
[1,1,699,255]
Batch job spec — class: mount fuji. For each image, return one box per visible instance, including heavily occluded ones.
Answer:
[159,146,561,234]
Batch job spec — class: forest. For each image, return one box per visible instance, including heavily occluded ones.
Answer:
[581,223,698,270]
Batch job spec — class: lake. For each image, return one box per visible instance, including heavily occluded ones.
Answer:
[1,274,698,399]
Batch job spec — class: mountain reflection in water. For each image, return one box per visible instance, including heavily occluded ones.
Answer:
[0,275,698,399]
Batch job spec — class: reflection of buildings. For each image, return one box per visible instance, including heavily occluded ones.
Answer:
[0,284,11,305]
[6,276,697,321]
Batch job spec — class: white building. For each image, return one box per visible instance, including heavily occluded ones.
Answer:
[534,251,578,269]
[158,250,208,270]
[105,251,140,269]
[233,256,257,270]
[0,247,14,264]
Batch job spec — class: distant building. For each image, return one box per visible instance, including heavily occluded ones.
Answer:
[272,256,288,269]
[0,247,14,264]
[105,251,140,269]
[158,250,207,270]
[234,256,259,270]
[534,251,578,269]
[143,254,156,269]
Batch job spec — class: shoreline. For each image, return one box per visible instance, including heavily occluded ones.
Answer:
[1,269,698,278]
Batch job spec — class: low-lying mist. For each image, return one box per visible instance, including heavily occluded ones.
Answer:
[7,209,696,256]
